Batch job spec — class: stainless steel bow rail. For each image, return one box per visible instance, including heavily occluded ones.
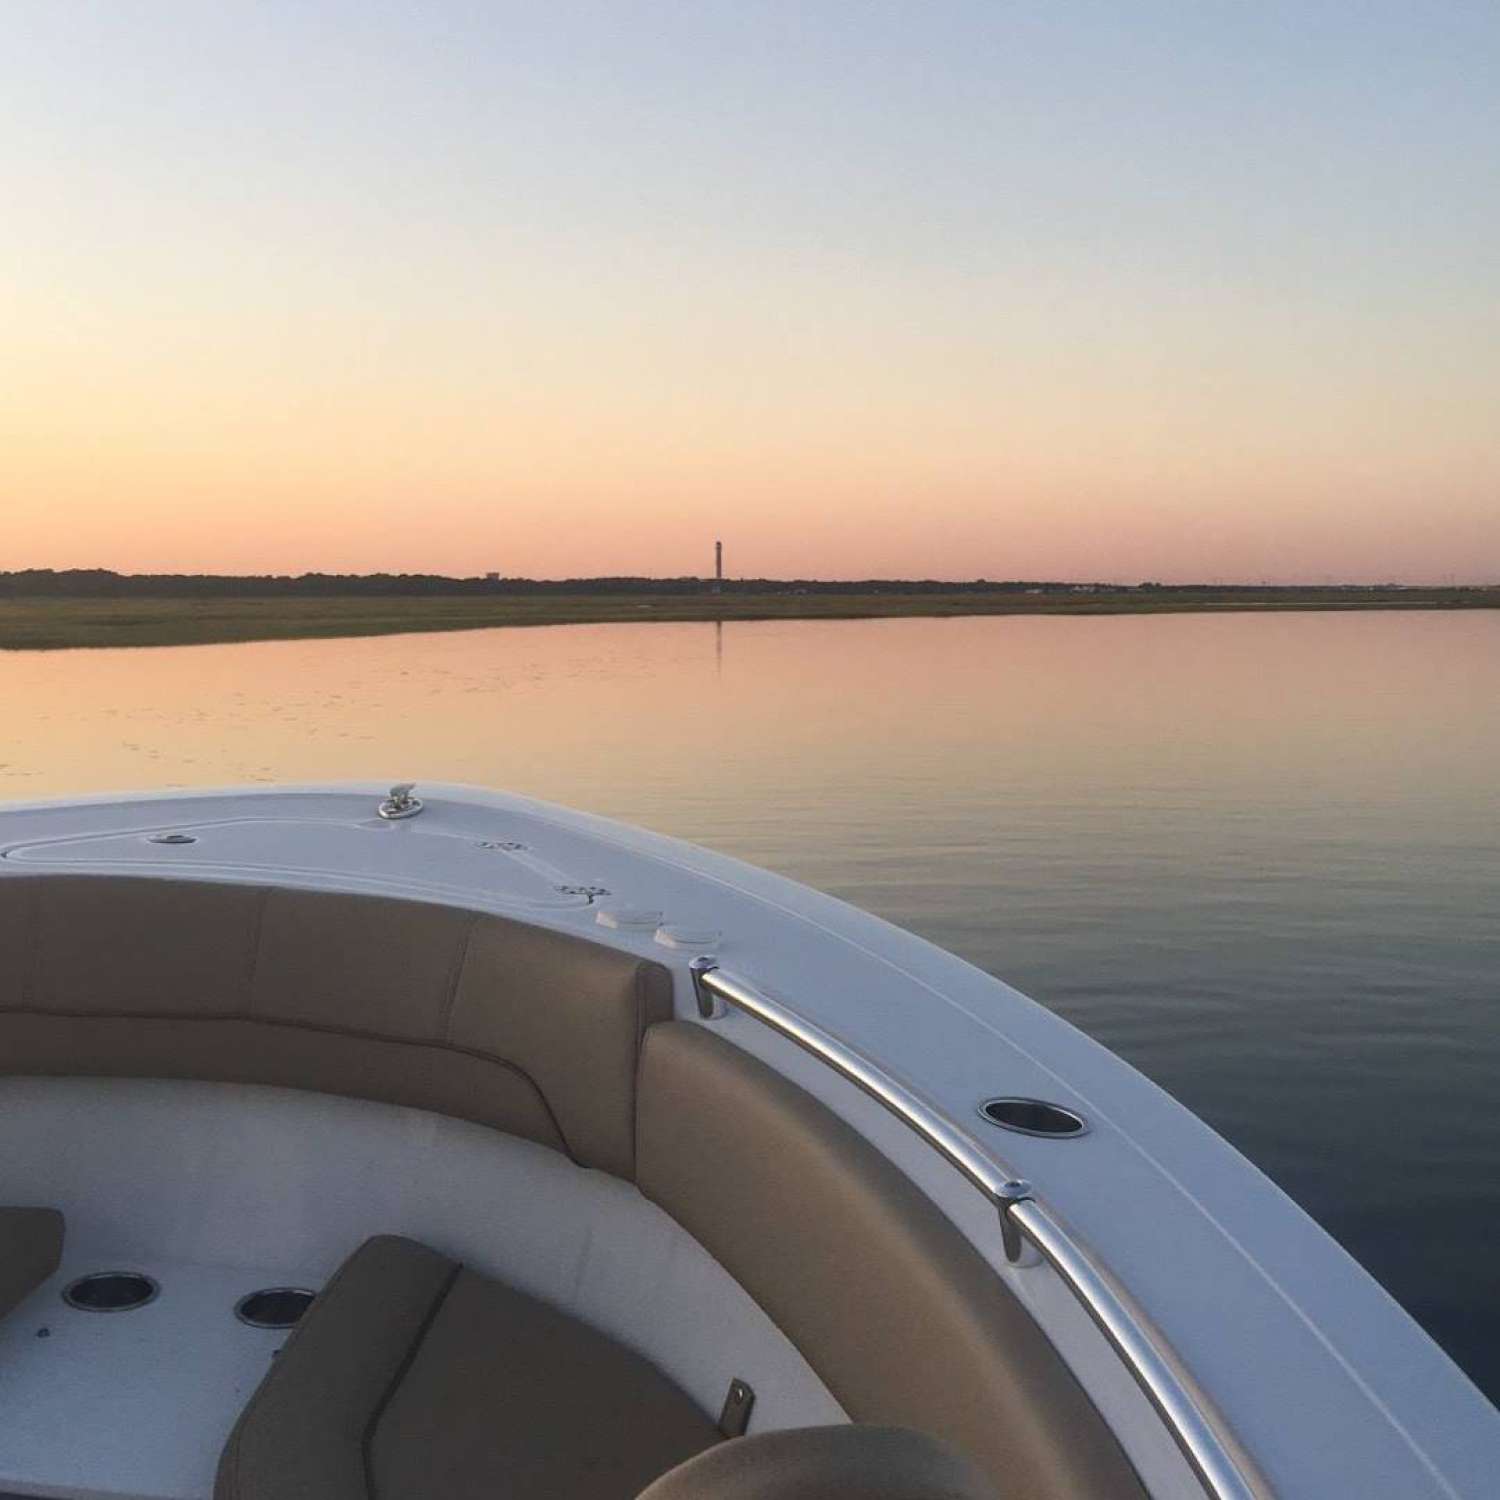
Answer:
[688,957,1269,1500]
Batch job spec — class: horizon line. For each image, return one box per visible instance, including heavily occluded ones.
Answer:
[5,568,1500,590]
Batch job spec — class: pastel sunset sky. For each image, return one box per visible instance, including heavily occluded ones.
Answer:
[4,2,1497,582]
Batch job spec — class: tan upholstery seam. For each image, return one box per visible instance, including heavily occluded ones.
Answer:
[437,912,480,1045]
[219,1402,245,1500]
[628,965,651,1173]
[22,881,40,1010]
[361,1260,463,1500]
[635,1017,663,1175]
[243,885,271,1017]
[0,1003,545,1073]
[218,1235,387,1500]
[634,964,650,1047]
[0,1007,583,1163]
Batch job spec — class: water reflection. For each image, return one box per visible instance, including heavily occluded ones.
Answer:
[1,610,1497,1402]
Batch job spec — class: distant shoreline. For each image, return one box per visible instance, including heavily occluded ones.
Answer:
[1,587,1495,651]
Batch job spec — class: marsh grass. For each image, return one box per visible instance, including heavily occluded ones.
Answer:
[1,589,1493,651]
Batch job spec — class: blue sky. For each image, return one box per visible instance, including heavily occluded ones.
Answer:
[4,2,1497,579]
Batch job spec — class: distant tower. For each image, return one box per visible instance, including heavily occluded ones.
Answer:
[714,539,723,595]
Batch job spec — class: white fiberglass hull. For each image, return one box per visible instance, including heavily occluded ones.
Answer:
[0,782,1494,1500]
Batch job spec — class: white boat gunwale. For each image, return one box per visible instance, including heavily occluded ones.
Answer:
[690,959,1266,1500]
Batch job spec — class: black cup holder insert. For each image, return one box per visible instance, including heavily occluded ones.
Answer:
[235,1287,316,1329]
[62,1271,160,1312]
[979,1097,1088,1137]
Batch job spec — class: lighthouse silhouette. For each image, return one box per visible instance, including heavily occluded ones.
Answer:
[713,540,723,595]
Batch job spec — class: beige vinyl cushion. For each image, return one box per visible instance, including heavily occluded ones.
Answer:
[0,1012,566,1152]
[0,875,674,1177]
[369,1266,719,1498]
[638,1426,995,1500]
[0,1206,65,1321]
[636,1022,1147,1500]
[217,1233,718,1500]
[216,1234,457,1500]
[443,910,675,1177]
[29,876,263,1013]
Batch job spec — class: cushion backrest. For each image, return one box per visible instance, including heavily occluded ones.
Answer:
[0,875,672,1177]
[0,1207,65,1321]
[636,1022,1145,1500]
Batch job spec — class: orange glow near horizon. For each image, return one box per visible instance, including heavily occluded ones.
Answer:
[8,305,1495,583]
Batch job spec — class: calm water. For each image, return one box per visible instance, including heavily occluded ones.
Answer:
[3,610,1497,1403]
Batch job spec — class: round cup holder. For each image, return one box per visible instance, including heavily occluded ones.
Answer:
[62,1271,160,1312]
[979,1097,1088,1138]
[235,1287,316,1329]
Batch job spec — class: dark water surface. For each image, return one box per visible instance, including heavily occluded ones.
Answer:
[3,610,1496,1403]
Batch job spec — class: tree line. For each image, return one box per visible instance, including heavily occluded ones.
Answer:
[0,570,1480,599]
[2,569,1078,598]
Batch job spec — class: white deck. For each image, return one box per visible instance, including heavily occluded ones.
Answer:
[0,1077,845,1500]
[0,1258,291,1500]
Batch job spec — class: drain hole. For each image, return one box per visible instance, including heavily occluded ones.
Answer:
[235,1288,315,1329]
[979,1097,1088,1137]
[63,1272,159,1312]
